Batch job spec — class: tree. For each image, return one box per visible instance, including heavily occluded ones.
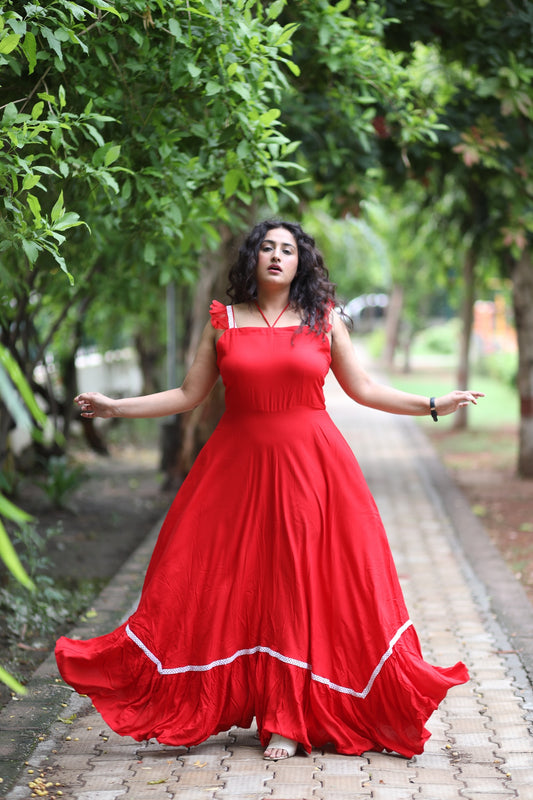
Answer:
[173,0,468,473]
[0,0,303,472]
[380,0,533,472]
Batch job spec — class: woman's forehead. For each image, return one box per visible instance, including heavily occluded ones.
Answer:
[261,227,297,247]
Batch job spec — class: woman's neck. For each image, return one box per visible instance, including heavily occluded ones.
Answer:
[255,289,291,313]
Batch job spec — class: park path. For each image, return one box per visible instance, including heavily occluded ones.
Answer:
[2,366,533,799]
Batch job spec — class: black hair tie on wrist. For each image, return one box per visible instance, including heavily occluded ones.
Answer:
[430,397,438,422]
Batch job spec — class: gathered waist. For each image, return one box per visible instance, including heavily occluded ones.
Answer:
[223,405,327,419]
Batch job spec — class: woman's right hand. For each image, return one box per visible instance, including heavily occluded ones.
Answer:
[75,392,117,419]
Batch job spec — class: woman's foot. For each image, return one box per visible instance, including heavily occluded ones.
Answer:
[263,733,298,761]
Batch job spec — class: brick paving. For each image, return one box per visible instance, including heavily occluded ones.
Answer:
[2,367,533,799]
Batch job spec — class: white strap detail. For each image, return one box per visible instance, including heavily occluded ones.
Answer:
[226,305,236,329]
[125,619,413,700]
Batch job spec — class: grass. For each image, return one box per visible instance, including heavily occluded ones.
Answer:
[388,369,519,429]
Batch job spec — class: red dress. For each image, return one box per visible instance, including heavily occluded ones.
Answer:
[55,301,468,758]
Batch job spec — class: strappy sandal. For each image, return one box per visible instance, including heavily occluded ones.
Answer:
[263,733,298,761]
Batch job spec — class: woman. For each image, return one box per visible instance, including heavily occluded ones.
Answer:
[56,220,483,761]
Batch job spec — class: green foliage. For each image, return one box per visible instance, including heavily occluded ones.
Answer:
[412,319,461,356]
[475,350,518,389]
[0,344,48,694]
[1,0,303,286]
[301,204,390,300]
[0,521,100,641]
[36,455,86,508]
[279,0,449,210]
[0,342,42,592]
[382,0,533,254]
[0,0,305,473]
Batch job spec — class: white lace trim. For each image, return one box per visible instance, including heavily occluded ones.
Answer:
[125,619,413,699]
[226,305,236,329]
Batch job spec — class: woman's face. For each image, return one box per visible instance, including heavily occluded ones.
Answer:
[256,227,299,289]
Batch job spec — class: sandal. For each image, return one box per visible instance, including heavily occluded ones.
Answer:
[263,733,298,761]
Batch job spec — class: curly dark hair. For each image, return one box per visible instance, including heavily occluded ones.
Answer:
[227,219,336,336]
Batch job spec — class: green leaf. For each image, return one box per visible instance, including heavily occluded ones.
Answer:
[91,0,123,18]
[26,193,41,223]
[0,665,27,695]
[169,18,182,39]
[0,491,34,526]
[22,174,40,190]
[22,30,36,73]
[41,26,62,58]
[265,185,278,210]
[0,362,33,429]
[104,144,121,166]
[267,0,286,19]
[205,81,222,96]
[336,0,352,11]
[0,346,47,428]
[21,239,39,264]
[260,108,281,126]
[0,516,35,591]
[275,22,299,46]
[31,100,44,120]
[84,124,105,147]
[187,62,201,78]
[6,18,26,36]
[51,190,65,223]
[0,33,20,54]
[53,212,84,231]
[227,62,239,77]
[232,82,250,101]
[285,60,301,77]
[224,168,242,197]
[144,242,156,265]
[2,102,19,125]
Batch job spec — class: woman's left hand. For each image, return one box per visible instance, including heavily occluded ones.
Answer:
[434,391,485,417]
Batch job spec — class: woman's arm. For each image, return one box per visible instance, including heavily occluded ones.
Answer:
[330,312,484,417]
[75,321,220,419]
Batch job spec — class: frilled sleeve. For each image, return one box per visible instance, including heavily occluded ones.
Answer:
[209,300,229,330]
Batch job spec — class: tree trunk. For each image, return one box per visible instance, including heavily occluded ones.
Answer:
[162,225,242,489]
[134,332,163,396]
[383,283,404,370]
[453,246,476,430]
[512,248,533,478]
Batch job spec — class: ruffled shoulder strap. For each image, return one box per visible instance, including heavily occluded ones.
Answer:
[209,300,236,330]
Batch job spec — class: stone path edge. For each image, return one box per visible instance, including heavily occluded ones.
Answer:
[402,415,533,691]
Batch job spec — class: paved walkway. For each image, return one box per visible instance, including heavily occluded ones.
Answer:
[2,370,533,799]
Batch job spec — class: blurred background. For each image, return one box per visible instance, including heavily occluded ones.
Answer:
[0,0,531,698]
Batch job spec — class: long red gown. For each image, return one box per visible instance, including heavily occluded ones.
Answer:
[55,300,468,757]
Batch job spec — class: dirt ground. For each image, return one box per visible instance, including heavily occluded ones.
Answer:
[0,435,173,710]
[1,422,531,712]
[427,426,533,605]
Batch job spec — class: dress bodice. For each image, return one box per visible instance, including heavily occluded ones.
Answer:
[210,300,331,414]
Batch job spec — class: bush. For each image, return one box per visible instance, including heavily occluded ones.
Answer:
[476,350,518,388]
[0,522,98,642]
[37,456,86,508]
[412,319,460,356]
